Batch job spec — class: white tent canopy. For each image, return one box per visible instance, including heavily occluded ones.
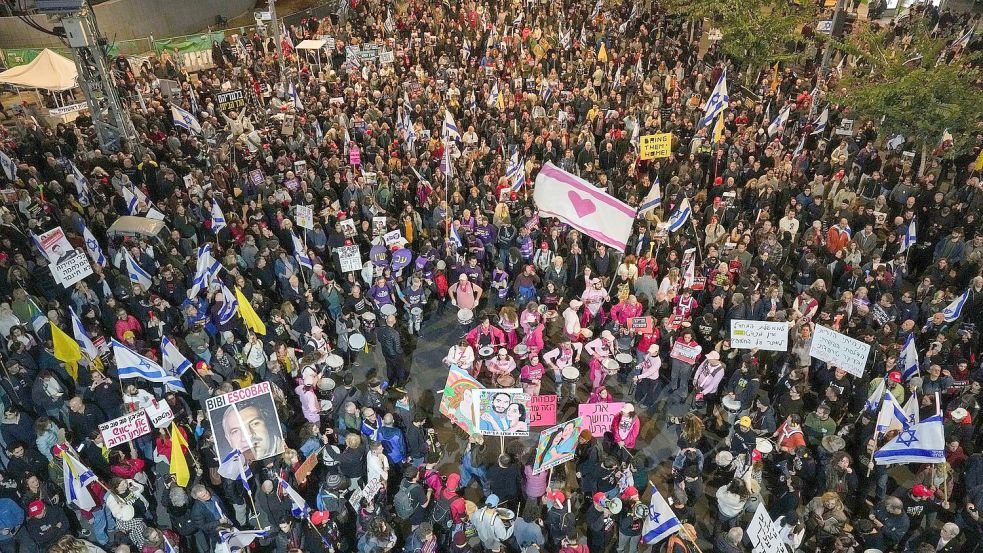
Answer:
[0,48,78,91]
[295,39,327,50]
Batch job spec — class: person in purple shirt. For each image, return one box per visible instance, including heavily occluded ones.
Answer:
[368,276,396,311]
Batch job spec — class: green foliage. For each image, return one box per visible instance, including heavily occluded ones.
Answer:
[833,20,983,155]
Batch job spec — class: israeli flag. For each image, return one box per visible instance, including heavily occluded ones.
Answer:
[638,178,662,214]
[161,336,192,376]
[278,477,311,518]
[124,250,153,290]
[189,244,222,298]
[0,149,15,180]
[171,104,202,134]
[874,414,946,466]
[384,9,395,34]
[291,231,313,269]
[942,289,969,322]
[68,161,91,206]
[507,150,525,192]
[792,136,806,157]
[216,283,239,326]
[62,450,98,511]
[70,307,99,360]
[865,378,886,412]
[218,449,252,492]
[112,338,186,392]
[875,391,911,433]
[698,69,729,128]
[640,488,682,545]
[288,82,303,111]
[403,110,416,153]
[811,106,829,135]
[122,186,140,214]
[218,528,270,552]
[163,535,176,553]
[210,200,227,234]
[899,219,917,253]
[540,81,553,105]
[450,223,463,249]
[487,82,500,107]
[666,198,692,233]
[900,333,919,380]
[441,144,453,178]
[402,91,412,115]
[443,110,462,142]
[80,221,106,267]
[767,104,791,137]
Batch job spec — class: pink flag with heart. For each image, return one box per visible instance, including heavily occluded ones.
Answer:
[533,162,638,251]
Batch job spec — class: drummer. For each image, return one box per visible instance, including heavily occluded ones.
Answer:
[443,336,476,375]
[580,278,610,328]
[449,273,483,311]
[368,275,398,314]
[585,330,618,389]
[543,339,583,396]
[519,352,546,396]
[466,315,506,374]
[633,344,662,411]
[305,326,333,366]
[563,299,583,340]
[400,276,428,336]
[485,348,517,384]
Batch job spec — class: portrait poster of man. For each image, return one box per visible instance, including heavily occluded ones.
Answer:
[532,417,583,474]
[205,382,285,462]
[476,388,530,437]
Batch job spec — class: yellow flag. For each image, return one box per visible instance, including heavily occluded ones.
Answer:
[770,62,780,92]
[712,112,725,145]
[975,148,983,171]
[235,287,267,335]
[169,422,190,486]
[51,322,81,381]
[497,91,505,110]
[597,42,608,63]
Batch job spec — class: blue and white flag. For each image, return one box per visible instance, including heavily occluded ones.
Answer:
[900,333,919,381]
[638,178,662,215]
[767,104,791,137]
[79,221,106,267]
[449,223,463,249]
[487,81,500,107]
[698,69,729,128]
[441,144,453,178]
[943,289,969,322]
[70,307,99,360]
[874,414,946,466]
[443,110,462,142]
[865,378,886,412]
[291,231,312,269]
[278,477,311,518]
[171,104,202,134]
[0,149,15,181]
[161,336,192,376]
[403,110,416,153]
[62,450,98,511]
[540,81,553,105]
[792,136,806,157]
[112,338,186,392]
[811,106,829,135]
[666,198,692,233]
[640,488,682,545]
[218,449,252,491]
[875,391,911,433]
[210,201,227,234]
[124,250,153,289]
[162,535,176,553]
[288,82,303,111]
[899,219,917,253]
[507,150,525,192]
[218,528,270,552]
[121,186,143,215]
[216,284,239,326]
[67,161,91,206]
[189,244,222,298]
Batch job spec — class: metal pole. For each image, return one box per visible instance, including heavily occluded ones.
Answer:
[269,0,286,86]
[821,0,847,77]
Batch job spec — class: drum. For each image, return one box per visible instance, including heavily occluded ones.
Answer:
[478,346,495,359]
[410,307,423,317]
[361,311,377,333]
[615,353,634,372]
[326,354,344,370]
[721,396,742,415]
[457,308,474,326]
[514,344,529,357]
[579,328,593,339]
[602,359,620,375]
[317,377,336,392]
[348,333,366,350]
[497,373,516,387]
[755,438,774,460]
[544,309,559,322]
[380,304,397,317]
[561,366,580,383]
[318,399,333,412]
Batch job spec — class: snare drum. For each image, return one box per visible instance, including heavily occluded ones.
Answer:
[318,399,333,412]
[361,312,377,332]
[497,374,516,387]
[514,344,529,357]
[602,358,620,375]
[457,308,474,326]
[348,333,366,350]
[579,328,593,340]
[755,438,774,459]
[317,377,336,392]
[561,366,580,383]
[478,346,495,359]
[380,304,397,317]
[410,307,423,317]
[615,353,634,372]
[326,354,344,370]
[721,396,742,415]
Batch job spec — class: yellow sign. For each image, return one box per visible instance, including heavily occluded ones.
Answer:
[640,133,672,160]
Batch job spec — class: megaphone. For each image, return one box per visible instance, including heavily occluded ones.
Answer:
[603,497,623,514]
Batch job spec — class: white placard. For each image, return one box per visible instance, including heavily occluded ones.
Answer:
[295,205,314,230]
[38,226,93,288]
[834,119,854,136]
[747,503,784,553]
[809,324,871,377]
[338,245,362,272]
[145,399,174,429]
[669,342,701,364]
[99,411,151,448]
[730,320,789,352]
[379,50,395,64]
[383,229,403,246]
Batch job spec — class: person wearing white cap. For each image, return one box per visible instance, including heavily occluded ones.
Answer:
[585,330,616,394]
[485,348,517,384]
[667,329,702,407]
[580,276,610,327]
[563,299,584,340]
[634,344,662,410]
[543,338,583,399]
[693,349,726,416]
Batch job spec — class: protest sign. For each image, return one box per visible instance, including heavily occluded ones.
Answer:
[337,245,362,272]
[145,400,174,429]
[809,324,870,377]
[248,169,264,186]
[379,50,395,63]
[578,402,626,438]
[205,382,285,462]
[99,411,151,448]
[529,395,557,427]
[295,205,314,230]
[215,89,246,112]
[640,133,672,160]
[372,216,387,235]
[340,219,357,237]
[532,418,582,474]
[747,503,784,553]
[349,146,361,166]
[629,316,655,334]
[730,320,789,352]
[38,226,92,288]
[383,229,403,246]
[439,365,483,434]
[669,342,701,364]
[476,388,530,436]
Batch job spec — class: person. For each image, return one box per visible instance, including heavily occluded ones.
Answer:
[377,314,407,391]
[472,495,514,551]
[609,404,641,453]
[616,486,644,553]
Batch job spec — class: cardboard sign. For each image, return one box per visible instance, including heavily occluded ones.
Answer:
[640,133,672,160]
[578,402,626,438]
[383,229,403,246]
[99,411,151,448]
[38,226,93,288]
[349,146,361,166]
[145,399,174,429]
[529,395,558,427]
[216,89,246,112]
[748,503,784,553]
[532,418,582,474]
[340,219,357,238]
[476,388,530,436]
[379,50,395,63]
[629,317,655,333]
[730,320,789,352]
[204,382,285,462]
[809,324,870,377]
[439,365,482,434]
[669,342,701,364]
[248,169,264,186]
[295,205,314,230]
[835,119,855,136]
[337,245,362,273]
[372,216,387,236]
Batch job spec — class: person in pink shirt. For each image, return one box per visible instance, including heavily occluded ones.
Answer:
[579,278,610,328]
[484,348,516,384]
[519,353,546,395]
[588,385,615,403]
[294,378,321,424]
[633,344,662,410]
[693,350,726,416]
[586,330,616,393]
[610,403,640,451]
[449,273,483,310]
[543,340,583,398]
[609,295,643,328]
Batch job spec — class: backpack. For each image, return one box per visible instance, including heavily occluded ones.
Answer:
[393,482,419,519]
[430,492,454,530]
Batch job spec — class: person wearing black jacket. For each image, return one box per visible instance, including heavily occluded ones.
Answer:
[338,433,368,489]
[376,314,407,390]
[575,431,602,498]
[405,411,429,466]
[22,500,70,552]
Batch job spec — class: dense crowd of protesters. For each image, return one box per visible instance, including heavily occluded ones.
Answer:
[1,0,983,552]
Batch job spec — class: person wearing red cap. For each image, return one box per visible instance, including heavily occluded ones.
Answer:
[587,491,614,552]
[23,500,70,551]
[616,486,644,553]
[303,510,340,553]
[544,489,574,549]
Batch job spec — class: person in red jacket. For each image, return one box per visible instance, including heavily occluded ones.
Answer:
[609,403,641,453]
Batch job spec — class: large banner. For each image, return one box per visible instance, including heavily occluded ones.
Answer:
[99,411,151,448]
[809,324,870,377]
[438,365,482,434]
[730,320,789,352]
[532,418,582,474]
[578,402,626,438]
[476,388,530,436]
[205,382,284,462]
